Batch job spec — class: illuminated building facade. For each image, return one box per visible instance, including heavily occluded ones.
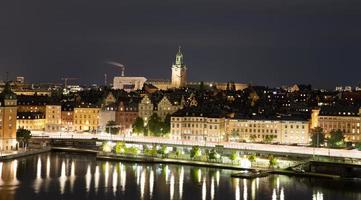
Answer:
[0,82,18,151]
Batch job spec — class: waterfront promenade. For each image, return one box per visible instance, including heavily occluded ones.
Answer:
[32,132,361,160]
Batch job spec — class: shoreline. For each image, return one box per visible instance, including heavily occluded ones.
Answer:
[0,147,348,180]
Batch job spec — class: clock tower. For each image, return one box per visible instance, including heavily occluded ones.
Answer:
[171,46,187,88]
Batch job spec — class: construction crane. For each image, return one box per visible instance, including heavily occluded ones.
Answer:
[106,61,125,77]
[61,77,78,88]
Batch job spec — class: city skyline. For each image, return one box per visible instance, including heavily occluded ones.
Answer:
[1,0,361,89]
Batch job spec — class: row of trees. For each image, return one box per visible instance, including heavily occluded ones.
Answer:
[311,127,345,148]
[132,114,170,136]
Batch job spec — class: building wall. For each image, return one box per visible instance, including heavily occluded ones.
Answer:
[45,105,62,132]
[171,116,225,143]
[99,110,116,130]
[115,104,138,134]
[0,100,17,151]
[138,95,154,123]
[17,105,46,113]
[318,115,361,142]
[311,109,361,143]
[113,77,147,92]
[61,111,74,131]
[17,118,45,131]
[225,119,310,145]
[157,97,183,120]
[73,107,100,132]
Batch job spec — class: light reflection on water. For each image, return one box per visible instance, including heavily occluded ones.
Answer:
[0,152,359,200]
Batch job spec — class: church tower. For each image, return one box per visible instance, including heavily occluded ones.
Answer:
[0,82,18,151]
[171,46,187,88]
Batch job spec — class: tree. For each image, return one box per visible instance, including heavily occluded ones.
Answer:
[132,117,145,134]
[147,113,163,136]
[263,135,274,143]
[16,128,32,149]
[114,142,125,154]
[161,114,171,135]
[190,146,201,159]
[355,143,361,151]
[229,151,239,163]
[248,154,256,163]
[158,145,169,156]
[328,129,345,148]
[249,135,257,143]
[269,156,278,168]
[125,146,139,155]
[106,120,120,135]
[208,149,219,160]
[311,127,325,147]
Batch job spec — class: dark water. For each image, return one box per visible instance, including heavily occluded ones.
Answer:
[0,152,360,200]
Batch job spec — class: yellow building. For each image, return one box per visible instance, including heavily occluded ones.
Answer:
[45,105,62,132]
[171,109,226,142]
[311,107,361,142]
[73,104,100,132]
[225,118,310,145]
[17,112,45,131]
[0,82,18,151]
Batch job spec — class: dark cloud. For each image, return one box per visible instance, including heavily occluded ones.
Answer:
[0,0,361,88]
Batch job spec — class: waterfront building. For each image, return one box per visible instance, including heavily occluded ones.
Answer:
[17,94,50,113]
[73,103,100,132]
[99,103,117,131]
[311,107,361,142]
[61,102,74,132]
[17,112,45,131]
[45,105,62,132]
[0,82,18,151]
[225,116,310,145]
[170,107,226,142]
[116,100,139,134]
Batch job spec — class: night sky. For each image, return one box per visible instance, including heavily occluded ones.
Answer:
[1,0,361,89]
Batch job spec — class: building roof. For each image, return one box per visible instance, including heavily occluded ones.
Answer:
[319,106,360,116]
[17,112,45,119]
[172,106,225,118]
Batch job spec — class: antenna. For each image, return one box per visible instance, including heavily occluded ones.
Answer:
[104,73,108,86]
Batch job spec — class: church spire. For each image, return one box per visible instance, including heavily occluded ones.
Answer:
[175,45,184,65]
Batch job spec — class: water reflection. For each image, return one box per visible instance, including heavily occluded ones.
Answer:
[119,163,126,192]
[59,161,66,194]
[112,167,118,195]
[70,161,76,192]
[85,165,91,192]
[46,156,50,178]
[170,173,175,200]
[179,167,184,199]
[94,165,100,193]
[149,169,154,199]
[202,177,206,200]
[0,153,358,200]
[34,157,42,193]
[140,169,146,199]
